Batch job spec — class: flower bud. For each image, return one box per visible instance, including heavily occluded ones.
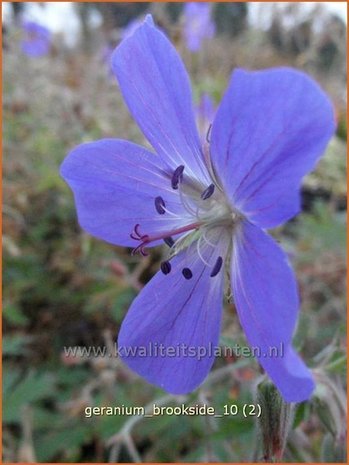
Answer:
[321,432,347,462]
[256,379,294,461]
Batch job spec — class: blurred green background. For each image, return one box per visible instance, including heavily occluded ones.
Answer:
[3,2,347,463]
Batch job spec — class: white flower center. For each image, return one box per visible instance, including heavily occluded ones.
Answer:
[130,164,240,279]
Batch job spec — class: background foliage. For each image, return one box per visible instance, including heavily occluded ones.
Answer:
[3,2,347,462]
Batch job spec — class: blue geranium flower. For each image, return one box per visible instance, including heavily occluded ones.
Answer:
[121,18,143,40]
[60,16,335,402]
[183,2,215,52]
[21,21,51,57]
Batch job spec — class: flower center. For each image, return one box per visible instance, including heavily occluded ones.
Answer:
[130,165,238,278]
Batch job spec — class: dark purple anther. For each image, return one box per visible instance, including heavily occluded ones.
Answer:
[210,256,223,277]
[155,196,166,214]
[161,261,171,275]
[171,165,185,189]
[182,267,193,279]
[164,237,175,247]
[201,183,215,200]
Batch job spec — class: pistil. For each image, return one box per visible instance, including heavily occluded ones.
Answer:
[130,221,202,256]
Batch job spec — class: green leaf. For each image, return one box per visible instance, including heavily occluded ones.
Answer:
[3,303,29,326]
[292,401,310,429]
[111,288,136,322]
[3,367,21,393]
[324,354,347,374]
[3,334,33,356]
[3,371,56,423]
[35,425,92,461]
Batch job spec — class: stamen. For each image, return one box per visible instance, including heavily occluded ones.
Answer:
[206,124,212,143]
[171,165,184,190]
[210,256,223,277]
[161,261,171,275]
[164,237,175,247]
[160,205,180,218]
[196,235,212,266]
[201,183,215,200]
[203,228,217,247]
[182,268,193,279]
[178,182,198,216]
[155,196,166,215]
